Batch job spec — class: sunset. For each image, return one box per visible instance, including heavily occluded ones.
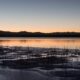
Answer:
[0,0,80,80]
[0,0,80,32]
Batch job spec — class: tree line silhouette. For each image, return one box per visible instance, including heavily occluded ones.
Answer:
[0,31,80,37]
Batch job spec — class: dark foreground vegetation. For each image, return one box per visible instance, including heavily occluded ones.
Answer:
[0,31,80,37]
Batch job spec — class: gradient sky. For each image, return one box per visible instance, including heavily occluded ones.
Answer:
[0,0,80,32]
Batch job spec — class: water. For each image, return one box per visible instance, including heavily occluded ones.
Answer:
[0,37,80,49]
[0,37,80,80]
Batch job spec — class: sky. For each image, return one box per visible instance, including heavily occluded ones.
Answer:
[0,0,80,32]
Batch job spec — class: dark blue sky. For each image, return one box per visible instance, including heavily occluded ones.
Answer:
[0,0,80,32]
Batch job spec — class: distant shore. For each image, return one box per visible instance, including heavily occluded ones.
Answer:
[0,31,80,37]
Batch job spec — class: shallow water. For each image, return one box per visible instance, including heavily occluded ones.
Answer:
[0,37,80,80]
[0,37,80,49]
[0,67,80,80]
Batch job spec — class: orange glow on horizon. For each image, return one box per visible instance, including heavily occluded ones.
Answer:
[0,28,80,33]
[0,23,80,33]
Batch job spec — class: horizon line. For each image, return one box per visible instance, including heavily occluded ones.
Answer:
[0,30,80,33]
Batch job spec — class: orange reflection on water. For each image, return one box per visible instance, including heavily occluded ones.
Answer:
[0,38,80,49]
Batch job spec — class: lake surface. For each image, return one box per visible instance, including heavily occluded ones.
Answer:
[0,38,80,80]
[0,37,80,49]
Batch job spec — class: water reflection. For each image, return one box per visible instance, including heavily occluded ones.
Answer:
[0,68,48,80]
[0,38,80,48]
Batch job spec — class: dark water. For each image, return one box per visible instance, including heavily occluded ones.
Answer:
[0,37,80,80]
[0,67,80,80]
[0,37,80,49]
